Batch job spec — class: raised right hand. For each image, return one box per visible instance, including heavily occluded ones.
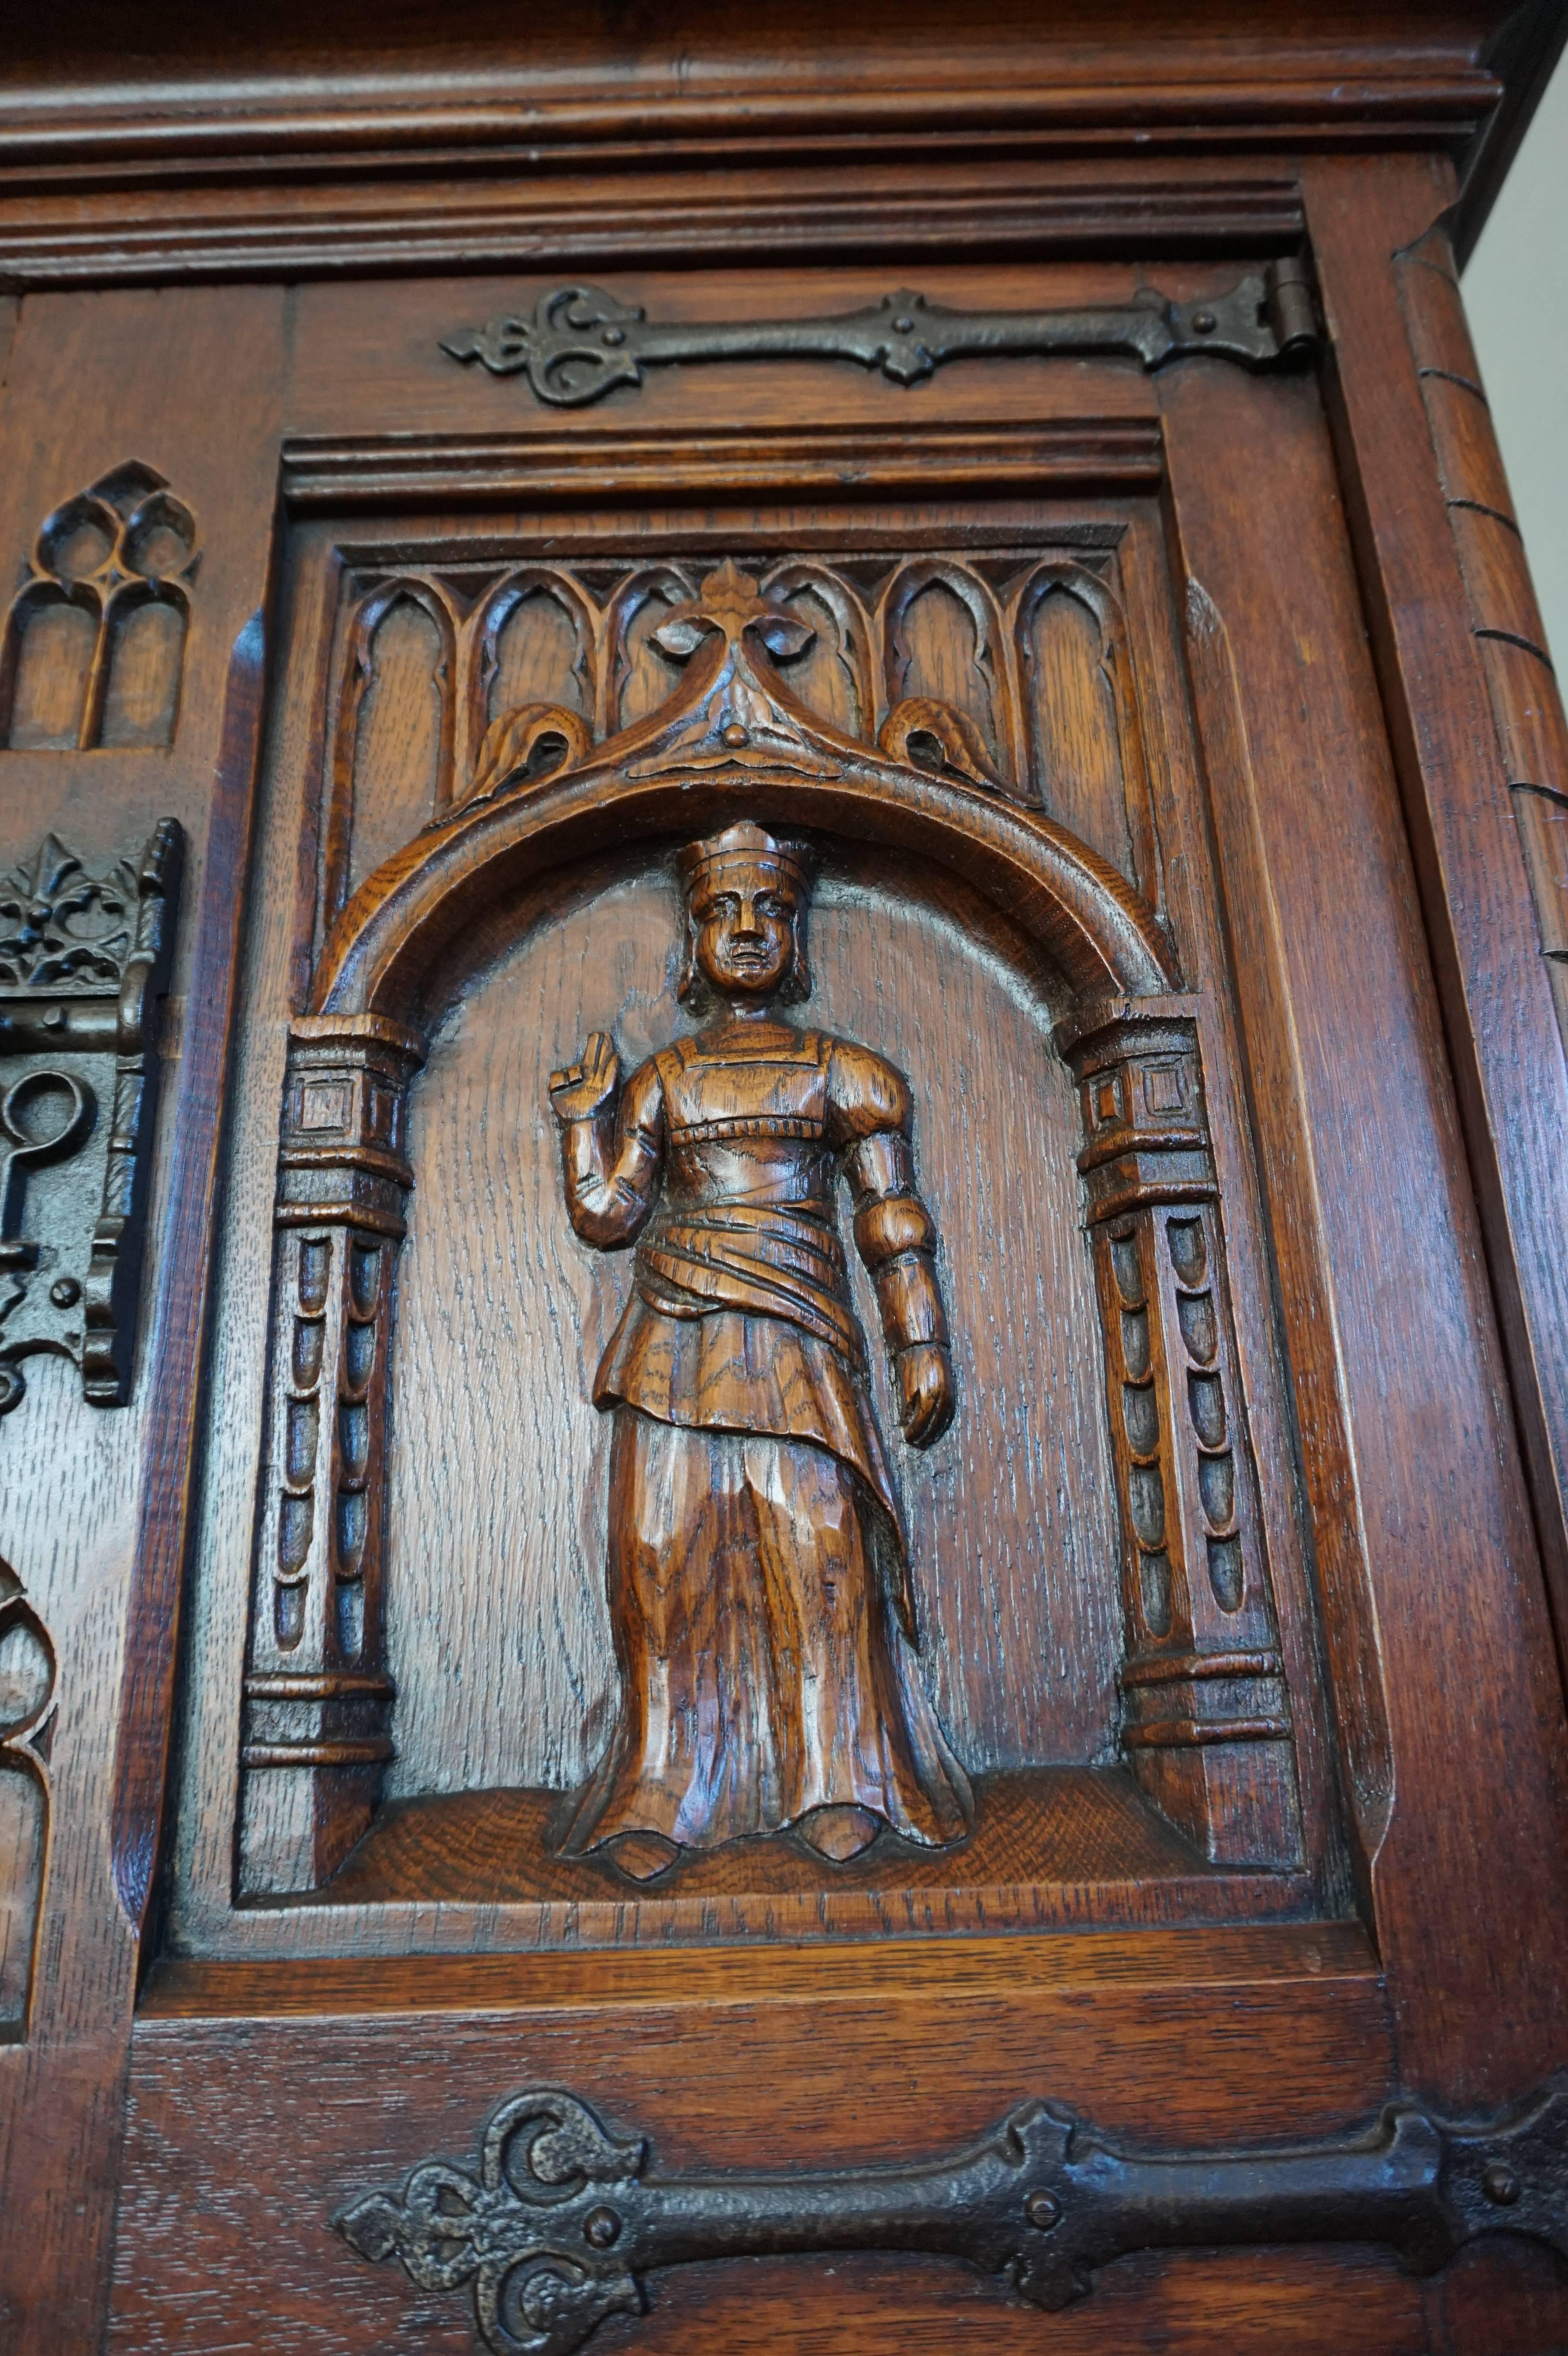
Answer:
[548,1031,620,1121]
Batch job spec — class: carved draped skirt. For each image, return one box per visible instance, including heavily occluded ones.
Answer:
[556,1288,973,1857]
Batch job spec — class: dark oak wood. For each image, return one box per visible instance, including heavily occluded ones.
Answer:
[0,10,1565,2354]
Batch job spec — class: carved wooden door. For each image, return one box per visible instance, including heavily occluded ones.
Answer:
[5,21,1568,2351]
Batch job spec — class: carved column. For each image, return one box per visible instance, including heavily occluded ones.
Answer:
[1059,995,1301,1868]
[238,1012,426,1897]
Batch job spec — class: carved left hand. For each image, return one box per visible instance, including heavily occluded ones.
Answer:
[896,1343,954,1447]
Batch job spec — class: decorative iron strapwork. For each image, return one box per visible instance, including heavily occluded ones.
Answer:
[442,260,1319,409]
[0,820,182,1415]
[338,2075,1568,2355]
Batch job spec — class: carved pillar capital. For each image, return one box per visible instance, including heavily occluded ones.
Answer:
[274,1012,427,1240]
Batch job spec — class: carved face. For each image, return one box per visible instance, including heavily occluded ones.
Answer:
[689,868,800,1001]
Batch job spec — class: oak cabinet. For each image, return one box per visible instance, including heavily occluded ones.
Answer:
[3,8,1568,2352]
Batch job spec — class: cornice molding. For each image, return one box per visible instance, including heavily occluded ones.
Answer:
[0,162,1315,292]
[0,10,1509,289]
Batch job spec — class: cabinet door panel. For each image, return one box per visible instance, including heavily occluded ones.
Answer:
[0,202,1562,2356]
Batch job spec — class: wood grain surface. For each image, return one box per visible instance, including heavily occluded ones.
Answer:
[113,1941,1396,2353]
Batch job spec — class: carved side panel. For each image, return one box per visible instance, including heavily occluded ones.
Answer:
[0,462,198,752]
[238,1013,425,1897]
[0,1555,55,2039]
[0,821,183,1415]
[1060,999,1301,1867]
[1396,230,1568,1051]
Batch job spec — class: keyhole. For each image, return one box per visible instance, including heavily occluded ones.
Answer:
[0,1070,96,1260]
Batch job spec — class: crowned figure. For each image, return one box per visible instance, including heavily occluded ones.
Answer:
[547,820,973,1881]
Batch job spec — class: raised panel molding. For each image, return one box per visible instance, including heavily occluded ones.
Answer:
[235,559,1301,1899]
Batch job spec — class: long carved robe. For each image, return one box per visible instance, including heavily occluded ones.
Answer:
[555,1016,972,1856]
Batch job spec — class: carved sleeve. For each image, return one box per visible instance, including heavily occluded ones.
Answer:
[559,1056,664,1248]
[827,1042,950,1358]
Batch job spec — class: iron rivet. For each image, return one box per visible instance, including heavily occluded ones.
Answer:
[584,2204,622,2247]
[50,1277,81,1308]
[892,316,914,334]
[1192,309,1217,334]
[602,327,626,346]
[722,723,749,747]
[1482,2163,1521,2207]
[1025,2190,1062,2230]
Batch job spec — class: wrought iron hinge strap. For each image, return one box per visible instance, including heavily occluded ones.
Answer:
[338,2074,1568,2355]
[441,259,1319,409]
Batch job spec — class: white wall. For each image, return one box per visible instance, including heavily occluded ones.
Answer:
[1464,54,1568,668]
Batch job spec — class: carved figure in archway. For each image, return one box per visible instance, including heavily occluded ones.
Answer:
[548,820,972,1880]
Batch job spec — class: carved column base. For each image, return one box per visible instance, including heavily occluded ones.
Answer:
[1120,1649,1296,1868]
[237,1669,395,1897]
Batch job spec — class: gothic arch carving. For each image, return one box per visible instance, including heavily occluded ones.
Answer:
[322,578,458,930]
[0,462,198,754]
[311,558,1174,1026]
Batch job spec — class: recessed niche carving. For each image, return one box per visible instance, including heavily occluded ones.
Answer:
[0,462,199,753]
[234,555,1301,1926]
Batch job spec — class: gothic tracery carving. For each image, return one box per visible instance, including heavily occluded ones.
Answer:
[319,545,1163,940]
[0,462,199,753]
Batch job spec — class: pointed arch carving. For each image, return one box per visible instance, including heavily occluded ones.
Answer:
[1011,560,1162,911]
[0,1555,57,2039]
[601,563,699,738]
[313,628,1173,1024]
[0,462,199,753]
[463,566,599,779]
[760,559,878,741]
[323,578,459,930]
[879,559,1020,793]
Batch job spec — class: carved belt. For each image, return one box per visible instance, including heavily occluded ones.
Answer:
[635,1203,861,1362]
